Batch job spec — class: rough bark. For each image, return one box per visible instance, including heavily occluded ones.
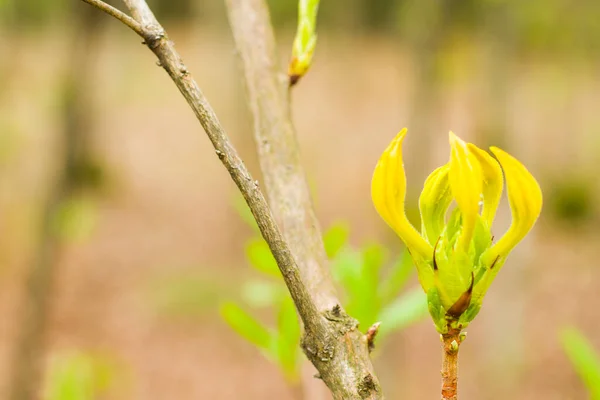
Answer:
[79,0,383,398]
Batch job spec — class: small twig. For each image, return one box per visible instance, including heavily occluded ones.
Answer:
[441,328,464,400]
[366,322,381,352]
[79,0,145,38]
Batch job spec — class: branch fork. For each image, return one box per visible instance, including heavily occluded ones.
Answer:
[79,0,383,398]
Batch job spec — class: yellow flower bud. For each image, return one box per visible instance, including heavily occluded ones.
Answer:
[372,129,542,332]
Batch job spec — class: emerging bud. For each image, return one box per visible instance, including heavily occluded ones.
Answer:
[372,130,542,333]
[288,0,320,85]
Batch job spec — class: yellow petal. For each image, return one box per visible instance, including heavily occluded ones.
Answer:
[419,164,452,244]
[372,129,432,259]
[448,132,483,252]
[485,147,542,263]
[467,143,503,228]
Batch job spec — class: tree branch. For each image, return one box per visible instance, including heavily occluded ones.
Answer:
[225,0,336,317]
[118,0,322,326]
[81,0,320,323]
[224,1,382,398]
[80,0,383,397]
[79,0,144,37]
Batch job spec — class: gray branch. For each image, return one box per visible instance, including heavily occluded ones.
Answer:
[80,0,144,36]
[225,1,382,398]
[78,0,383,398]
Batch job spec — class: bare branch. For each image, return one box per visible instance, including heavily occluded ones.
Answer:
[225,0,383,398]
[108,0,323,326]
[121,0,158,27]
[225,0,336,314]
[81,0,383,397]
[79,0,145,37]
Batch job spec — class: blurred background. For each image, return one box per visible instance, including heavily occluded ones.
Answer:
[1,0,600,399]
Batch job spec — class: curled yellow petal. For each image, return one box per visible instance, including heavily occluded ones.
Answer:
[419,164,452,244]
[485,147,542,263]
[371,129,432,259]
[448,132,483,252]
[467,143,503,228]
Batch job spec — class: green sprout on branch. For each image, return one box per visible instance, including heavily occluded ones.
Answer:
[220,201,428,383]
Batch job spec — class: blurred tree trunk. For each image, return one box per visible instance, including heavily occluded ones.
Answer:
[8,4,103,400]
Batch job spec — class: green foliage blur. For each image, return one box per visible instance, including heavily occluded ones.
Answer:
[219,199,427,383]
[44,351,118,400]
[560,327,600,399]
[2,0,600,62]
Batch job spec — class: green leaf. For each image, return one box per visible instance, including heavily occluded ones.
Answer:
[330,248,361,285]
[458,302,481,327]
[274,297,301,382]
[331,245,385,329]
[220,302,273,351]
[379,250,414,306]
[357,243,385,326]
[332,249,374,326]
[245,238,281,278]
[362,242,386,273]
[427,286,448,333]
[377,287,428,339]
[323,222,350,258]
[560,327,600,398]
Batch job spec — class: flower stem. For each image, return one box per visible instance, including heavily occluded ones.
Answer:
[441,328,462,400]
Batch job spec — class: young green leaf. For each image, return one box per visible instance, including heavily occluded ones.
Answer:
[323,222,350,258]
[331,249,363,316]
[274,297,301,382]
[377,287,428,339]
[245,238,281,278]
[220,302,273,351]
[379,250,414,305]
[356,243,385,326]
[560,327,600,398]
[332,248,379,329]
[362,242,386,274]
